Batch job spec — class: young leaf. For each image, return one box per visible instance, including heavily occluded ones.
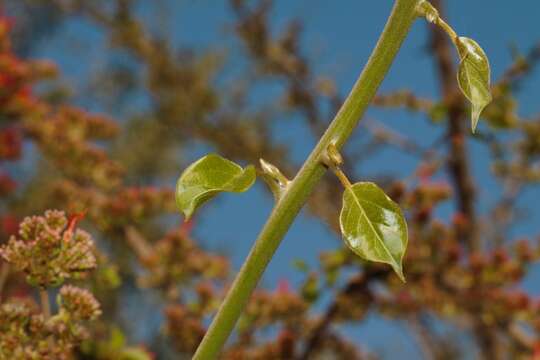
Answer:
[339,182,408,281]
[456,37,492,133]
[176,154,256,219]
[259,158,290,201]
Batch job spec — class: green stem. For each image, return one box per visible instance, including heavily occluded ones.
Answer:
[193,1,420,358]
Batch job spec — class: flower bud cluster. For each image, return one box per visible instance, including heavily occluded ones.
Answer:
[137,228,229,297]
[0,209,102,359]
[58,284,102,321]
[0,284,102,359]
[238,285,308,333]
[51,181,176,231]
[0,210,96,287]
[163,305,206,354]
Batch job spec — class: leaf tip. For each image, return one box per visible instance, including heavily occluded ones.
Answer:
[244,164,257,184]
[177,196,194,220]
[393,265,406,283]
[471,121,477,134]
[182,210,193,221]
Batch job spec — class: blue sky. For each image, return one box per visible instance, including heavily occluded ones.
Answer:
[28,0,540,357]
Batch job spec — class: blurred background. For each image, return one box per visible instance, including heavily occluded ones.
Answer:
[1,0,540,359]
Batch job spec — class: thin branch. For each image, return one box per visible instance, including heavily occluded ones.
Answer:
[408,315,437,360]
[0,262,9,302]
[299,268,387,360]
[39,288,51,319]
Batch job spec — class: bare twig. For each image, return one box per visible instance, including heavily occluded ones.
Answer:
[0,262,9,302]
[39,288,51,319]
[299,268,387,360]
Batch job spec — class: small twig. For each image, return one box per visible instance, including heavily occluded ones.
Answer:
[125,226,156,264]
[499,41,540,88]
[364,118,425,156]
[40,288,51,319]
[0,262,9,302]
[298,268,387,360]
[509,321,536,350]
[408,315,438,360]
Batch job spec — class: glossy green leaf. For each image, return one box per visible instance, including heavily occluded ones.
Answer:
[339,182,408,281]
[176,154,256,219]
[456,37,492,133]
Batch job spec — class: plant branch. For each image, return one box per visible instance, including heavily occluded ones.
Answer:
[299,268,387,360]
[193,1,420,358]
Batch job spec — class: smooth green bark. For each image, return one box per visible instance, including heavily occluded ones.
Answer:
[193,1,420,358]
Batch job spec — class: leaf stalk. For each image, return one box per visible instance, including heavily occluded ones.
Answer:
[416,1,457,41]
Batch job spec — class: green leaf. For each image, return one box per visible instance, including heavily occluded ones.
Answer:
[176,154,256,219]
[339,182,408,281]
[456,37,492,133]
